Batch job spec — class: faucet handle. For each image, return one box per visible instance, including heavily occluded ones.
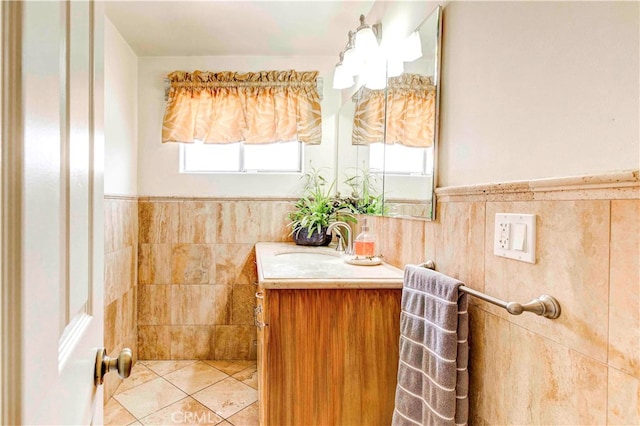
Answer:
[331,228,346,252]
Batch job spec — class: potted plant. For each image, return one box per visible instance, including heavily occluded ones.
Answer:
[342,166,387,216]
[288,168,355,246]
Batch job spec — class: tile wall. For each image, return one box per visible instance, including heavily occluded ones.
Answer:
[105,172,638,424]
[136,198,292,360]
[104,196,139,402]
[369,173,639,425]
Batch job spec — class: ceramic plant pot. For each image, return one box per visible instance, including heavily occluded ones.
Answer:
[292,226,333,246]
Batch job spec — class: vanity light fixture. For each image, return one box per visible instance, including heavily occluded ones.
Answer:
[341,31,360,76]
[332,14,382,90]
[354,14,381,58]
[333,52,355,90]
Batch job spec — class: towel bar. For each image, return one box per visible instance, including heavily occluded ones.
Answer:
[419,261,561,319]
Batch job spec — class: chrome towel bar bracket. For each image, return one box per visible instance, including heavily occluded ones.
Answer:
[419,261,561,319]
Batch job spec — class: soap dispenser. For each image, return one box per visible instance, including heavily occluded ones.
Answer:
[354,217,376,257]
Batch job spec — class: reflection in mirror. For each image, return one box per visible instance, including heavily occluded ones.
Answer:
[336,6,442,220]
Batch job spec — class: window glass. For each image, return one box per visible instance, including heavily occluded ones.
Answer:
[369,143,433,175]
[181,141,301,173]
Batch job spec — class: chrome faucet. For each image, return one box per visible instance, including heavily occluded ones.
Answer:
[326,221,353,255]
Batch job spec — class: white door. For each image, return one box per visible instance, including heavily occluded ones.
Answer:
[2,1,106,424]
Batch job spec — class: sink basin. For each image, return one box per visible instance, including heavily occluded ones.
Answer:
[274,250,341,261]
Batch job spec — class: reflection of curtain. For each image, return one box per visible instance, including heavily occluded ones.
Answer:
[162,70,322,144]
[352,74,436,148]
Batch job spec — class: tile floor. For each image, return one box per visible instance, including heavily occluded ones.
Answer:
[105,360,258,426]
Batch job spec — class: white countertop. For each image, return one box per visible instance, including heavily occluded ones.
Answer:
[256,242,404,289]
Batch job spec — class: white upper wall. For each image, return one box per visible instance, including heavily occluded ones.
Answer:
[104,17,138,196]
[137,56,339,197]
[438,1,639,187]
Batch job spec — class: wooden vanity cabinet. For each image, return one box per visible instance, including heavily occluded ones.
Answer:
[256,286,402,426]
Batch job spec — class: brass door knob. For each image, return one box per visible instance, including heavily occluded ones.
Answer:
[94,347,132,385]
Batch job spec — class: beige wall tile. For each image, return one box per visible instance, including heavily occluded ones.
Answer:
[608,367,640,425]
[124,201,136,243]
[609,200,640,377]
[104,199,115,254]
[138,201,179,244]
[255,201,292,242]
[171,244,216,284]
[213,285,232,325]
[104,299,118,360]
[231,284,256,325]
[178,201,217,244]
[138,284,171,325]
[170,326,216,359]
[215,244,256,285]
[138,325,171,360]
[138,243,171,285]
[484,200,610,362]
[376,216,427,268]
[171,285,217,325]
[214,325,257,360]
[472,312,607,425]
[216,202,260,244]
[121,288,137,344]
[105,246,135,306]
[104,197,139,380]
[434,201,485,289]
[214,200,290,244]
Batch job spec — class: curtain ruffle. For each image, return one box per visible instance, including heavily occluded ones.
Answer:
[352,73,436,148]
[162,70,322,145]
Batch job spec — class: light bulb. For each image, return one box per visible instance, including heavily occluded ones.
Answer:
[342,47,361,76]
[355,27,379,59]
[333,63,354,89]
[363,51,387,90]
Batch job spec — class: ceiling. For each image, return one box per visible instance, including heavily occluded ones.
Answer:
[104,1,376,57]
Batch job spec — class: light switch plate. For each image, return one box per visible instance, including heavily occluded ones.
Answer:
[493,213,536,263]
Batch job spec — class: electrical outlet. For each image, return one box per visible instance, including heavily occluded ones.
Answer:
[494,213,536,263]
[498,222,510,249]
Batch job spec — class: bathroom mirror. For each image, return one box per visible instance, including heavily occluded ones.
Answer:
[336,6,442,220]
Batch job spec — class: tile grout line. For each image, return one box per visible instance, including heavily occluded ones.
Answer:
[107,360,258,426]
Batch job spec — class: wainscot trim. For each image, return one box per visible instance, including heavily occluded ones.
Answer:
[435,170,640,202]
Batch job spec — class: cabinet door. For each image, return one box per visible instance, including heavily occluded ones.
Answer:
[263,288,402,425]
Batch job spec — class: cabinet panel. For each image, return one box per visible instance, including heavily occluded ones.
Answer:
[262,288,401,425]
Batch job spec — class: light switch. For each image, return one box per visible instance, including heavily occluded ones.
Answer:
[512,223,526,251]
[494,213,536,263]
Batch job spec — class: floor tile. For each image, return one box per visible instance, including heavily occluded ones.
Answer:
[116,362,160,394]
[164,361,229,394]
[226,401,258,426]
[139,396,223,425]
[141,359,197,376]
[104,398,136,426]
[203,360,256,376]
[115,377,188,419]
[232,366,257,390]
[192,377,258,419]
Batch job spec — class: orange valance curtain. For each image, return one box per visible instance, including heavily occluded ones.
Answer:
[352,73,436,148]
[162,70,322,145]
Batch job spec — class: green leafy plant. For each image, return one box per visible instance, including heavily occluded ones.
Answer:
[342,166,387,216]
[287,168,356,238]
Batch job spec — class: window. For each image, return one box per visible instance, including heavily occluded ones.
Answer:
[369,143,433,175]
[181,140,302,173]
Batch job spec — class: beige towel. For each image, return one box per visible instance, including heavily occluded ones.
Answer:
[392,265,469,426]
